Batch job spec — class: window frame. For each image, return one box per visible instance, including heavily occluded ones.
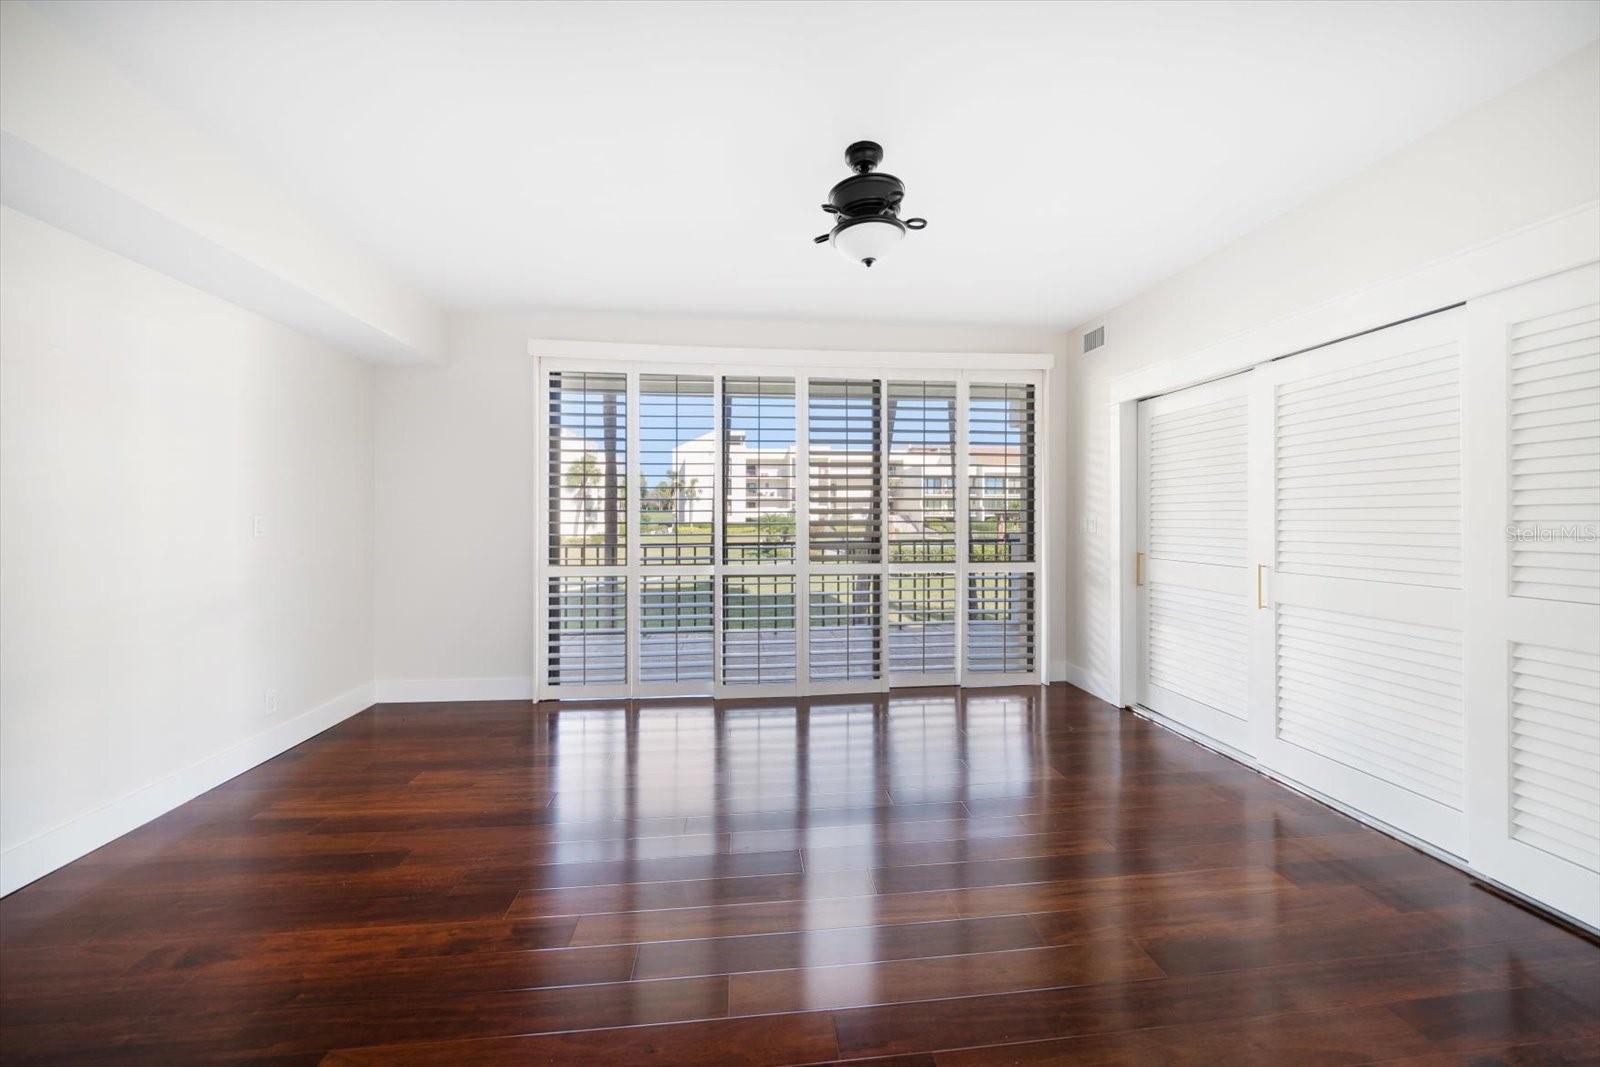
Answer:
[533,343,1049,701]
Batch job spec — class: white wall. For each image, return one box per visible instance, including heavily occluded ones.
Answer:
[0,207,376,893]
[373,311,1070,699]
[1060,43,1600,702]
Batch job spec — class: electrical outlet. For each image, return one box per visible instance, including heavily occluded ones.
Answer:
[252,514,265,539]
[265,689,280,716]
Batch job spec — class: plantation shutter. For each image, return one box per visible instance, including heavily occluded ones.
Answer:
[548,371,627,566]
[967,382,1035,563]
[965,572,1036,675]
[722,575,798,685]
[809,378,882,562]
[887,572,957,680]
[547,576,627,687]
[723,377,797,563]
[540,359,1044,699]
[809,574,881,682]
[965,379,1039,680]
[639,374,715,565]
[887,381,957,563]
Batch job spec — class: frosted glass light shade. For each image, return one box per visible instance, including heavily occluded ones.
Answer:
[831,218,905,267]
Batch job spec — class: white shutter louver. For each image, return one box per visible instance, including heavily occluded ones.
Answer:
[723,377,797,563]
[548,371,628,566]
[547,576,627,686]
[887,572,956,676]
[639,577,715,684]
[887,381,956,563]
[809,574,881,682]
[1510,642,1600,872]
[809,378,882,563]
[1275,342,1462,588]
[1508,302,1600,605]
[639,374,714,565]
[968,383,1035,563]
[722,575,797,685]
[966,573,1035,675]
[1146,395,1248,566]
[1275,603,1463,809]
[1147,580,1249,720]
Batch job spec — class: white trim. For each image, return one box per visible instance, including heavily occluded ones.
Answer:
[530,337,1055,372]
[0,681,375,896]
[1130,702,1599,939]
[1108,398,1139,708]
[1107,200,1600,404]
[374,676,535,703]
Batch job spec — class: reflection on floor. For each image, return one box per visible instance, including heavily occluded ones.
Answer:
[1,684,1595,1063]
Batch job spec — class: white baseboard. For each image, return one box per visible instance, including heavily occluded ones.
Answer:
[0,680,374,896]
[1059,661,1120,706]
[374,676,534,703]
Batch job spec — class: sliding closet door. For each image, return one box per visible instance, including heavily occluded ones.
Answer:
[1464,263,1600,926]
[1252,311,1468,853]
[1137,374,1254,752]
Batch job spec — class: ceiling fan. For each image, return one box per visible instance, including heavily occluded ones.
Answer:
[813,141,927,268]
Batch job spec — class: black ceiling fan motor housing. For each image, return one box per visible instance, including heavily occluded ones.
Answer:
[814,141,927,244]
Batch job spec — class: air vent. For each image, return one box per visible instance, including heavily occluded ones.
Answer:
[1083,326,1105,354]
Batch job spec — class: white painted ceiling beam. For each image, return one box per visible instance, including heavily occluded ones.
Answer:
[0,3,444,364]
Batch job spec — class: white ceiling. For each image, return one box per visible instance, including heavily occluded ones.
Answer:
[31,1,1600,328]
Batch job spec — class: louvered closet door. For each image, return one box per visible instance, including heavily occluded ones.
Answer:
[1463,263,1600,926]
[1251,310,1468,854]
[1138,374,1254,752]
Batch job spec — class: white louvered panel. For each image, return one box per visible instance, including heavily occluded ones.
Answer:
[968,382,1037,563]
[1146,396,1248,566]
[721,575,797,685]
[809,378,882,563]
[809,573,881,683]
[1147,580,1249,720]
[887,572,956,675]
[1276,604,1463,808]
[638,577,714,684]
[547,576,628,686]
[1275,342,1462,589]
[1509,302,1600,606]
[1511,642,1600,872]
[966,573,1035,675]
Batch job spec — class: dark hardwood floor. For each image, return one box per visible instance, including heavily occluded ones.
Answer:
[2,684,1596,1064]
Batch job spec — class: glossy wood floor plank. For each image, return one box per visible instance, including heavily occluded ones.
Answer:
[1,684,1593,1065]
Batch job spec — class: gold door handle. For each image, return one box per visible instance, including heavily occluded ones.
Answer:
[1135,552,1144,587]
[1256,564,1266,609]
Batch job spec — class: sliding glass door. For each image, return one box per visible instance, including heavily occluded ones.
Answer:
[537,358,1042,700]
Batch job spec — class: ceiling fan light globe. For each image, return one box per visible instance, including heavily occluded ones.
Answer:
[832,217,904,267]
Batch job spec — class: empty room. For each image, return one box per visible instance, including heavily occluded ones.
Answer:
[2,1,1598,1063]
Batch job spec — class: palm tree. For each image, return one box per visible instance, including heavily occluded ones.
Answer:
[658,462,701,521]
[566,452,601,533]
